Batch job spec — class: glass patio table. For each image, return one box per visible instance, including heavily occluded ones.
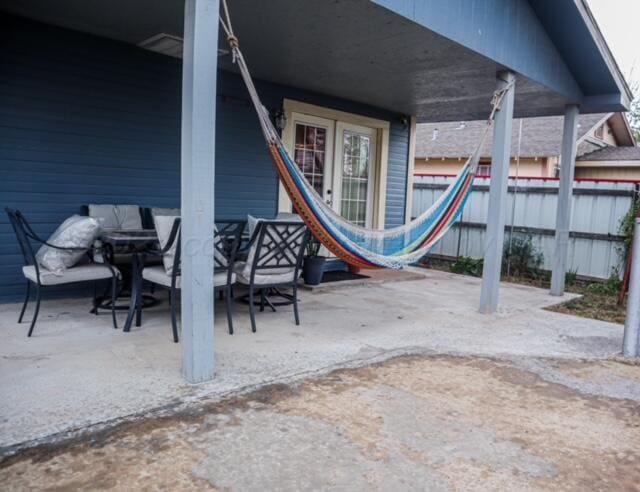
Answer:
[98,229,159,333]
[100,222,246,336]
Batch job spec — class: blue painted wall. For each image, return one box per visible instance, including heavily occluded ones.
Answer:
[0,15,410,301]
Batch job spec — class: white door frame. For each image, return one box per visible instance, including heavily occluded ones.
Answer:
[279,99,390,229]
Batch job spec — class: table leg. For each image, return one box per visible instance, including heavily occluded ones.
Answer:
[123,254,140,333]
[135,267,143,327]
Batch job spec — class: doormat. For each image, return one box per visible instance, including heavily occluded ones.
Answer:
[321,270,370,283]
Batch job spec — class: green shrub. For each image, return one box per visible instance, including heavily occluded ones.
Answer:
[565,268,579,287]
[503,234,544,278]
[450,256,483,277]
[305,236,322,257]
[617,200,640,265]
[586,270,622,296]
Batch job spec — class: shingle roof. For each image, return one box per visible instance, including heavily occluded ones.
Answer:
[578,146,640,161]
[415,113,609,159]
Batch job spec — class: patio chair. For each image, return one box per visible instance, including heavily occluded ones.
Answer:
[215,219,248,296]
[140,217,242,341]
[233,220,309,333]
[5,208,120,336]
[145,207,181,228]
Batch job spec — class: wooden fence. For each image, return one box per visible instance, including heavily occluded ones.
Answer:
[412,175,639,280]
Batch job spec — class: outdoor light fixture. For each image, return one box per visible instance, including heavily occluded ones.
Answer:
[274,109,287,131]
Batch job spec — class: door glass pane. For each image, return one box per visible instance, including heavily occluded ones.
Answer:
[340,131,371,226]
[294,123,326,196]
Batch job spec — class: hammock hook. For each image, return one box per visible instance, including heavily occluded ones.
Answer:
[227,35,239,63]
[219,0,240,63]
[227,34,239,49]
[487,78,516,124]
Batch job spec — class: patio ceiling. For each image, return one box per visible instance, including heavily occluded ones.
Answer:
[0,0,630,122]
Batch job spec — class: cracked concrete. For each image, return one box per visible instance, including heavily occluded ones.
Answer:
[1,355,638,491]
[0,268,626,455]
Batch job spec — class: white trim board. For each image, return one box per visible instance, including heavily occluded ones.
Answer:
[576,0,633,109]
[404,115,417,223]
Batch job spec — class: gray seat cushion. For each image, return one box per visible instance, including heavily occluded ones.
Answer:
[151,207,180,218]
[88,204,142,230]
[23,264,119,286]
[275,212,303,222]
[247,214,262,237]
[233,261,298,286]
[142,266,180,289]
[142,266,234,289]
[153,215,180,275]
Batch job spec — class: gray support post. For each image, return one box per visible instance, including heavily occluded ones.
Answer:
[479,71,516,314]
[550,104,580,296]
[623,219,640,357]
[180,0,219,383]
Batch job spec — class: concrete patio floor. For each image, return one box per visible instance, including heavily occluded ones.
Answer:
[3,355,639,490]
[0,268,626,454]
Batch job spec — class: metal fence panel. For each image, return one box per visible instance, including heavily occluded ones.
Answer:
[412,176,637,279]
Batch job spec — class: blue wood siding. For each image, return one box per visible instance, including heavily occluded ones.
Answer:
[386,121,410,227]
[0,15,409,301]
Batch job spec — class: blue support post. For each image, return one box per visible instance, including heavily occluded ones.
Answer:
[550,104,580,296]
[623,219,640,357]
[180,0,219,383]
[479,71,516,314]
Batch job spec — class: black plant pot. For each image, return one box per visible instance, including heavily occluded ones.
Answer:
[302,256,326,285]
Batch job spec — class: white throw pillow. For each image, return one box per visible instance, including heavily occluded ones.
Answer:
[154,215,180,275]
[35,215,101,275]
[89,204,142,230]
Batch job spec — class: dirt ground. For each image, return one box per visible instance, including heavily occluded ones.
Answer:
[2,355,640,491]
[545,286,627,324]
[422,261,628,325]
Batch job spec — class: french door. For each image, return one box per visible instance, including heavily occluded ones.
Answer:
[334,122,376,228]
[289,113,377,228]
[291,113,335,208]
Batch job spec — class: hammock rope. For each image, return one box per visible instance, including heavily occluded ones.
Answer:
[219,1,514,269]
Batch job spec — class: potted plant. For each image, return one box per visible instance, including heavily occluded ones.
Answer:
[302,236,326,285]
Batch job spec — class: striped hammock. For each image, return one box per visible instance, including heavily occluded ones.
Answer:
[220,4,509,269]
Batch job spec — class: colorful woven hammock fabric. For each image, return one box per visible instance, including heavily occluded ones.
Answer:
[220,3,509,269]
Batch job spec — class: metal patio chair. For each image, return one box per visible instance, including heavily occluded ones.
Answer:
[233,220,309,333]
[5,208,120,336]
[140,218,242,341]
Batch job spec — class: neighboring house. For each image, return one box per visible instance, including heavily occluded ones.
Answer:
[414,113,639,179]
[576,146,640,180]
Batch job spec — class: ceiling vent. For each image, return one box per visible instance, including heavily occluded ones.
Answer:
[138,33,230,59]
[138,33,184,58]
